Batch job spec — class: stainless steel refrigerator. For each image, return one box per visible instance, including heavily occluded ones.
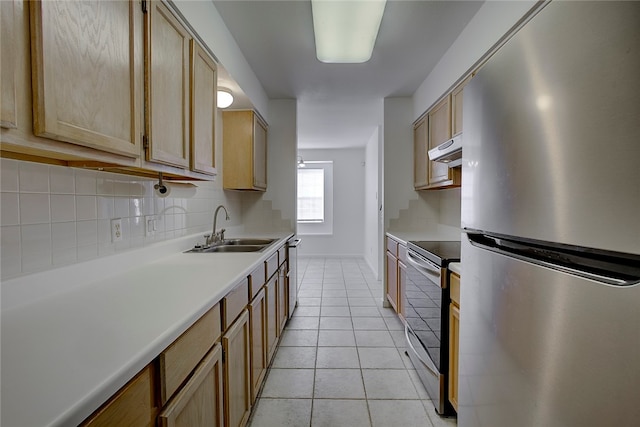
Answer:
[460,2,640,426]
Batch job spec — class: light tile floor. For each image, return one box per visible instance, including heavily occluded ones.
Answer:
[248,257,457,427]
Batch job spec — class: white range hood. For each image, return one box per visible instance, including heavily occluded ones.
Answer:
[428,134,462,167]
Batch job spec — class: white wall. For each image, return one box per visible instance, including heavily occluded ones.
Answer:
[265,99,297,224]
[297,148,365,257]
[173,0,270,118]
[364,127,381,277]
[243,99,297,232]
[413,0,538,118]
[383,97,414,225]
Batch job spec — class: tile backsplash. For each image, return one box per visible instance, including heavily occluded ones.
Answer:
[0,158,245,280]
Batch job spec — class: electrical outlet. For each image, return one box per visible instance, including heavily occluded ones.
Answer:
[145,215,157,237]
[111,218,123,242]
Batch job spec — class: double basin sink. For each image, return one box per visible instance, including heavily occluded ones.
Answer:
[186,238,277,253]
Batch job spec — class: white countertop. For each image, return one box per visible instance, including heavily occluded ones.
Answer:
[0,231,293,427]
[449,262,462,275]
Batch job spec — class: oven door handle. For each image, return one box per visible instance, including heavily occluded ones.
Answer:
[407,251,441,277]
[405,325,439,377]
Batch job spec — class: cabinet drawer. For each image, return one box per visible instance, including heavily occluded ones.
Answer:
[386,237,399,256]
[398,244,407,263]
[82,364,155,426]
[248,264,265,300]
[265,251,278,280]
[450,272,461,306]
[159,304,221,404]
[223,278,249,330]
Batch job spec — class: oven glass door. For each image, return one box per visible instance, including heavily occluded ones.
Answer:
[404,250,443,370]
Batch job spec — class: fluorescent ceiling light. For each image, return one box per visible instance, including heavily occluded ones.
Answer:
[217,89,234,108]
[312,0,387,63]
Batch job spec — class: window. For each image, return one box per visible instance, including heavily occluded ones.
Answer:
[297,161,333,235]
[297,168,324,222]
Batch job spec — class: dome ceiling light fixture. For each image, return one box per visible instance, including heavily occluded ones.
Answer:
[217,89,234,109]
[311,0,387,63]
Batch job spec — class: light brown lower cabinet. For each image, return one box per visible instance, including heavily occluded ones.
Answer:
[448,272,461,411]
[385,251,398,311]
[265,274,278,363]
[277,265,288,335]
[158,344,224,427]
[248,288,267,403]
[223,309,252,427]
[81,246,290,427]
[398,258,407,322]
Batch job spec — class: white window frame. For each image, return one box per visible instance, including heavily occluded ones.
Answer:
[297,161,333,235]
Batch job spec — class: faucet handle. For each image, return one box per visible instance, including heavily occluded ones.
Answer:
[219,229,226,241]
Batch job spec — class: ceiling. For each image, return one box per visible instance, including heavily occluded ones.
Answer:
[213,0,483,149]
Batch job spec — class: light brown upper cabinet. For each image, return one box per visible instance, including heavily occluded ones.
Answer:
[1,0,18,129]
[452,86,464,137]
[414,76,471,190]
[428,96,453,186]
[144,0,190,168]
[451,75,471,138]
[189,40,217,175]
[413,116,429,189]
[223,110,268,191]
[29,0,142,158]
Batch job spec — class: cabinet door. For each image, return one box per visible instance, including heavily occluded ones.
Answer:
[30,0,142,157]
[277,266,288,334]
[386,251,398,312]
[223,309,252,427]
[252,116,267,189]
[158,344,224,427]
[1,0,18,129]
[248,289,267,403]
[265,274,278,363]
[413,117,429,189]
[451,75,471,137]
[448,303,460,411]
[428,96,452,185]
[190,40,217,175]
[451,84,464,137]
[145,0,190,168]
[398,259,407,322]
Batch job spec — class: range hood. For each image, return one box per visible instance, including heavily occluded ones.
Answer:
[428,134,462,168]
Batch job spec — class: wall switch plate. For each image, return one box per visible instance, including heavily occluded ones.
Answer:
[145,215,157,237]
[111,218,123,242]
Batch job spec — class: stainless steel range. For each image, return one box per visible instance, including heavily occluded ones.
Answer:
[404,240,460,416]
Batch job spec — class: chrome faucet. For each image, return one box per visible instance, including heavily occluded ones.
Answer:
[206,205,230,246]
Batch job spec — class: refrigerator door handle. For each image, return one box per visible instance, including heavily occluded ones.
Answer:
[466,231,640,287]
[405,325,439,377]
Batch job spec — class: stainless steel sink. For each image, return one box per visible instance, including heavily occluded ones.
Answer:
[202,245,265,253]
[222,238,276,246]
[185,237,277,253]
